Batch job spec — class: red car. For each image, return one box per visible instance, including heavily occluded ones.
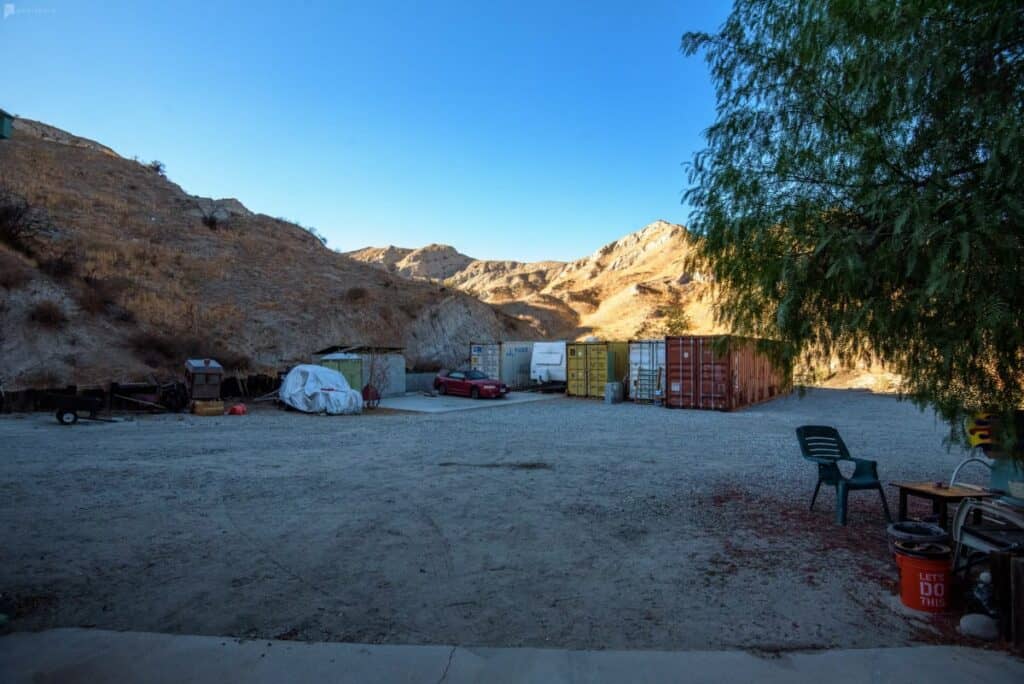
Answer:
[434,369,509,399]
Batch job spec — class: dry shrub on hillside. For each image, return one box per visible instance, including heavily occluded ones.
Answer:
[345,286,368,302]
[38,253,78,280]
[0,251,32,289]
[75,277,129,315]
[0,186,32,255]
[129,331,251,371]
[28,300,67,328]
[20,368,63,388]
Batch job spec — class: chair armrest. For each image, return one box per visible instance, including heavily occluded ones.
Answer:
[848,457,880,480]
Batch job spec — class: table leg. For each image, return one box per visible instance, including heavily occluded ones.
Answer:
[898,490,908,521]
[938,501,949,530]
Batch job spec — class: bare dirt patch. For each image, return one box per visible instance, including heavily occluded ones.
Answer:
[0,390,985,650]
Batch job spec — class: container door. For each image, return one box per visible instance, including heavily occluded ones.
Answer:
[697,339,729,409]
[502,343,533,390]
[567,344,588,396]
[340,359,363,392]
[631,341,662,403]
[587,344,610,397]
[666,337,698,408]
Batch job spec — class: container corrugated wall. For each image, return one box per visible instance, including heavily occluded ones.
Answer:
[320,358,363,393]
[471,342,536,389]
[567,343,588,396]
[567,341,628,398]
[665,336,788,411]
[628,339,666,403]
[499,342,534,389]
[470,343,501,382]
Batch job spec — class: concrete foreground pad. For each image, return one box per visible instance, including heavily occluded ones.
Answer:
[2,629,1023,684]
[381,391,560,413]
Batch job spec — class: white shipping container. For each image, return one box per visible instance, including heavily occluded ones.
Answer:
[470,343,501,382]
[470,342,537,389]
[499,341,534,389]
[628,339,666,403]
[530,341,567,384]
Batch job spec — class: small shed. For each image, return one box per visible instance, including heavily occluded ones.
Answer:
[0,110,13,140]
[185,358,224,400]
[313,344,406,397]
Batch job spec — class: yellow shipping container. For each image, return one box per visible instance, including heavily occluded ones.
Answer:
[567,341,629,398]
[567,343,589,396]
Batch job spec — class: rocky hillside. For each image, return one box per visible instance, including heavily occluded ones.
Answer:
[346,243,475,281]
[349,220,722,339]
[0,116,531,389]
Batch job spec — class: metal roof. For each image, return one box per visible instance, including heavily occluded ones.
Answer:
[319,352,362,361]
[314,344,405,356]
[185,358,224,371]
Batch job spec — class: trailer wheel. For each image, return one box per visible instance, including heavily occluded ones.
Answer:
[56,409,78,425]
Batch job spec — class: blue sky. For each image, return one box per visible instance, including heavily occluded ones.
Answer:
[0,1,730,261]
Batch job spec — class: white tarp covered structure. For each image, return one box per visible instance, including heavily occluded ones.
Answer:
[279,364,363,415]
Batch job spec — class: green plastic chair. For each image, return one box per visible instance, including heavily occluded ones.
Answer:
[796,425,892,526]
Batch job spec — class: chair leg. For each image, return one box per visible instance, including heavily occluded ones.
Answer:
[877,485,892,523]
[836,483,849,526]
[809,480,823,511]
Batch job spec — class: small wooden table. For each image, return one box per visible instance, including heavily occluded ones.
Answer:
[890,481,999,530]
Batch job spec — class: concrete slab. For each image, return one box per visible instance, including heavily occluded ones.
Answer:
[2,629,1023,684]
[380,390,561,413]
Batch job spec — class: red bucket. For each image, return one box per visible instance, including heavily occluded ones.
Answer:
[894,541,952,612]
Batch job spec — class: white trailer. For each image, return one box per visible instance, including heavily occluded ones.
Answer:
[628,339,666,403]
[530,341,567,384]
[470,341,536,390]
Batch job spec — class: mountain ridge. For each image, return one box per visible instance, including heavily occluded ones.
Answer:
[347,219,720,339]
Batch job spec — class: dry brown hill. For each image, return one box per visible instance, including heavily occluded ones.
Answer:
[0,116,531,389]
[346,243,475,281]
[350,220,723,339]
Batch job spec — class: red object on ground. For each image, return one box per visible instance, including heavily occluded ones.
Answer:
[362,384,381,409]
[895,552,951,612]
[227,404,247,416]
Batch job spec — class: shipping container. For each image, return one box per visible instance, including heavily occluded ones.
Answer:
[313,345,407,397]
[530,341,567,384]
[470,341,535,389]
[567,341,629,398]
[470,343,501,383]
[665,336,788,411]
[318,352,364,392]
[628,339,666,403]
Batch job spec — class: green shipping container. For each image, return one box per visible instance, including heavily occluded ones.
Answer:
[319,354,363,392]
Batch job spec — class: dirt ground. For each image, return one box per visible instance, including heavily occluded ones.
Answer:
[0,389,987,650]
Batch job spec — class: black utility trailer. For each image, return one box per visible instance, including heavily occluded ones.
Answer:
[48,393,112,425]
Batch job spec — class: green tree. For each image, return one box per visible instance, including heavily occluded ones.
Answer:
[683,1,1024,448]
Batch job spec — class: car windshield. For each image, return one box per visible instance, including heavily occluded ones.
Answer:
[465,370,487,380]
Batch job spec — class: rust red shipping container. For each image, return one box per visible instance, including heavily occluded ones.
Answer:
[665,336,789,411]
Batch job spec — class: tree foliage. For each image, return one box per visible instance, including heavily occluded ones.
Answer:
[683,0,1024,449]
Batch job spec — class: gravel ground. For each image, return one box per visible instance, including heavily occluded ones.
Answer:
[0,389,984,650]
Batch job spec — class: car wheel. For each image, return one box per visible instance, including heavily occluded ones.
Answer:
[438,383,447,395]
[57,409,78,425]
[471,387,480,400]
